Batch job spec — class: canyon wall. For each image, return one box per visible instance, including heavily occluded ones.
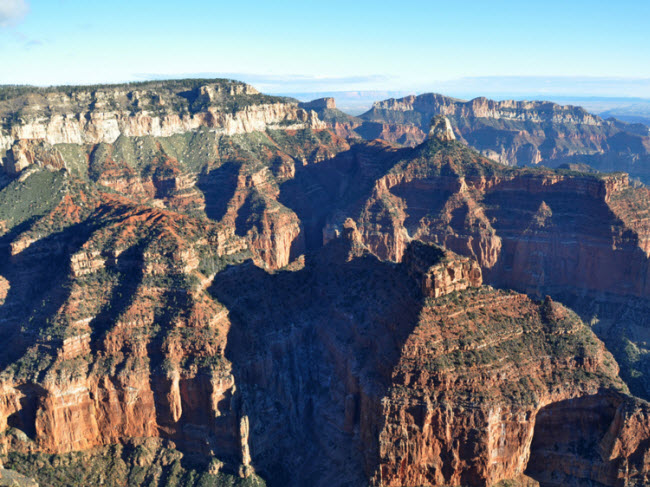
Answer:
[0,80,325,152]
[1,81,650,487]
[356,93,650,181]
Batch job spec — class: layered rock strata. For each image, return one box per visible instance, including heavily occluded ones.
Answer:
[0,80,325,156]
[1,80,650,487]
[357,93,650,181]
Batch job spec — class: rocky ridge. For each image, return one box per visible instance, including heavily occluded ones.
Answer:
[369,94,604,126]
[352,93,650,182]
[0,80,350,271]
[1,79,650,487]
[0,79,325,168]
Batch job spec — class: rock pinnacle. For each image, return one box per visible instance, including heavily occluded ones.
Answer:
[428,115,456,142]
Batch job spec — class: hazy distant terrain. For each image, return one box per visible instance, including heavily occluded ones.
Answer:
[276,90,411,115]
[281,91,650,125]
[2,78,650,487]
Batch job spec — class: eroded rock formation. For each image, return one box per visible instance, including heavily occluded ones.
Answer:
[404,240,482,297]
[0,80,650,487]
[356,93,650,182]
[0,80,325,157]
[428,115,456,142]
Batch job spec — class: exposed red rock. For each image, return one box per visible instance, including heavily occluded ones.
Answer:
[0,277,8,305]
[373,289,642,486]
[2,82,650,487]
[404,240,482,297]
[341,140,650,301]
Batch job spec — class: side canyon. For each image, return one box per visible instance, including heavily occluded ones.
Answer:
[0,79,650,487]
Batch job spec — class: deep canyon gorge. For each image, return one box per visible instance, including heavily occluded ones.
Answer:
[0,79,649,486]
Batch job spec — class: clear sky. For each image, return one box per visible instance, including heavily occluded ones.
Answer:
[0,0,649,97]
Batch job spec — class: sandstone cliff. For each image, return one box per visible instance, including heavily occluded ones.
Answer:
[358,93,650,182]
[368,93,604,126]
[2,80,650,487]
[0,80,351,271]
[211,238,650,487]
[308,137,650,301]
[0,80,325,155]
[0,170,254,477]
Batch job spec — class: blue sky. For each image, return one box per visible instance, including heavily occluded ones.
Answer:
[0,0,649,98]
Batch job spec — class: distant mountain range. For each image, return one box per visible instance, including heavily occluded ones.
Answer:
[283,90,650,125]
[299,93,650,183]
[3,79,650,487]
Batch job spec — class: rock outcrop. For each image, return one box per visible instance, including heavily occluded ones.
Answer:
[6,140,66,175]
[428,115,456,142]
[2,79,650,487]
[345,139,649,301]
[0,467,38,486]
[0,277,9,306]
[210,239,650,487]
[0,79,326,175]
[0,186,251,471]
[375,290,648,487]
[404,241,482,297]
[357,93,650,182]
[298,97,337,111]
[368,94,603,126]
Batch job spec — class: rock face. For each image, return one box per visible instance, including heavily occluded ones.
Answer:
[0,277,9,306]
[375,291,648,487]
[301,92,650,183]
[525,392,650,487]
[298,97,337,111]
[368,94,603,126]
[0,79,325,172]
[0,467,38,486]
[304,137,635,299]
[428,115,456,142]
[6,140,66,175]
[3,79,650,487]
[211,240,650,487]
[318,138,649,301]
[0,191,252,463]
[357,93,650,182]
[404,241,482,297]
[299,96,429,146]
[0,80,350,271]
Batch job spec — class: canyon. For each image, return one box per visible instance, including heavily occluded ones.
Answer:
[0,79,650,486]
[303,93,650,184]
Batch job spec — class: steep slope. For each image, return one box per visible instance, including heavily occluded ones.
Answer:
[0,168,273,486]
[3,80,650,487]
[377,289,650,487]
[0,79,325,148]
[0,80,352,271]
[211,232,650,487]
[285,128,649,301]
[277,120,650,405]
[358,93,650,182]
[3,176,649,487]
[299,97,426,146]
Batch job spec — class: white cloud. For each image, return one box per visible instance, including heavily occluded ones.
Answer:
[0,0,29,28]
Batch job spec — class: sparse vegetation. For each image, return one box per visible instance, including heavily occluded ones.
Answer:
[2,443,266,487]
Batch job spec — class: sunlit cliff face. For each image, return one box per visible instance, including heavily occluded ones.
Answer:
[0,80,650,487]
